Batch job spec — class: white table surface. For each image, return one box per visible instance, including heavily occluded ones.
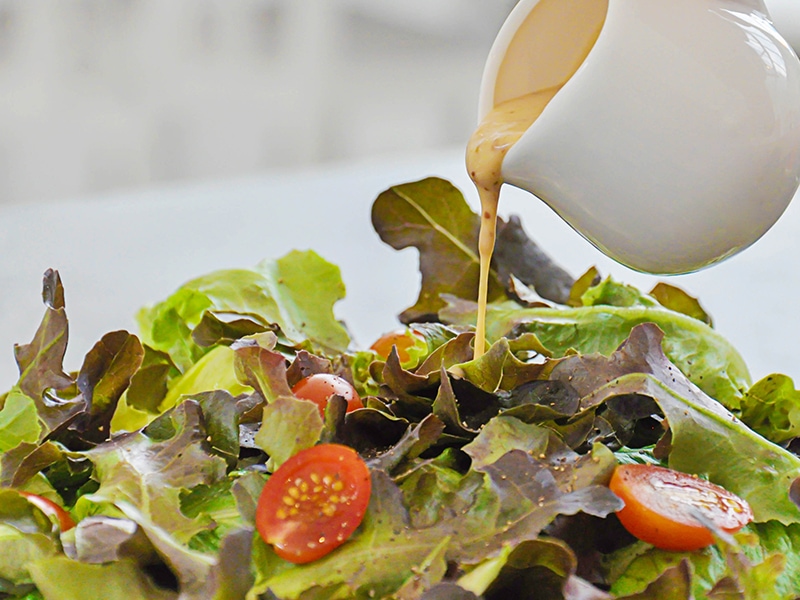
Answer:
[0,147,798,389]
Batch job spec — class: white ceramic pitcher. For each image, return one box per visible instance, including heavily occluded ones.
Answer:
[479,0,800,274]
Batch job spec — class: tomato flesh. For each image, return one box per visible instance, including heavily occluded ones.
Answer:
[20,492,76,532]
[609,464,753,551]
[291,374,363,416]
[370,329,417,364]
[256,444,371,563]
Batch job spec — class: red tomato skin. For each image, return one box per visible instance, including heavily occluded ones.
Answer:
[370,329,417,363]
[255,444,371,564]
[609,464,753,552]
[19,492,76,532]
[291,374,363,416]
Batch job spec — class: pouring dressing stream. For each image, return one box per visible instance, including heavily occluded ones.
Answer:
[467,87,561,359]
[468,0,607,358]
[468,0,800,359]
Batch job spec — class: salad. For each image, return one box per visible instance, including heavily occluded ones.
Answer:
[1,177,800,599]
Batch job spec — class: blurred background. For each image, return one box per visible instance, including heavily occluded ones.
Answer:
[0,0,518,205]
[0,1,798,387]
[0,0,797,206]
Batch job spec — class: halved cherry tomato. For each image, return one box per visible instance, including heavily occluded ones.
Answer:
[370,329,418,363]
[20,492,76,532]
[291,373,363,416]
[609,464,753,551]
[255,444,372,563]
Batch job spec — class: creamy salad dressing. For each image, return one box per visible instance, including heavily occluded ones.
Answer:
[466,0,607,358]
[466,87,560,358]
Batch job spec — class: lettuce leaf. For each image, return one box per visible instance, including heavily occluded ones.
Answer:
[13,270,73,400]
[371,178,505,324]
[740,374,800,445]
[441,281,751,409]
[8,271,83,441]
[0,491,59,586]
[607,522,800,599]
[77,401,229,539]
[371,178,577,323]
[28,557,176,600]
[0,390,41,452]
[136,251,350,372]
